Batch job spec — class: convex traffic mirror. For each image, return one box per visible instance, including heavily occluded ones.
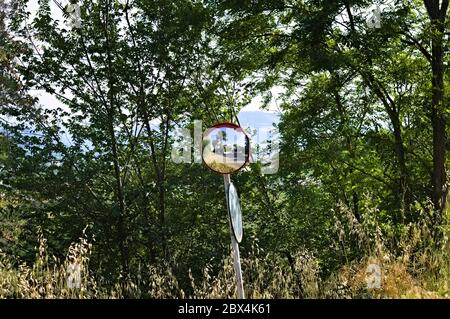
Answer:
[202,123,250,174]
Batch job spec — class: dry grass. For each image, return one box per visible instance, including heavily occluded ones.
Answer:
[321,199,450,299]
[0,200,449,299]
[0,227,100,298]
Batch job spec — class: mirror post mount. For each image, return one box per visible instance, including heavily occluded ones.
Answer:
[224,173,245,299]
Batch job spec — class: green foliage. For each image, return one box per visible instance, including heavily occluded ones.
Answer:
[0,0,449,298]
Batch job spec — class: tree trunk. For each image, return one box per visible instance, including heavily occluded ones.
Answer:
[362,72,411,218]
[423,0,449,218]
[109,119,129,277]
[103,0,129,280]
[391,112,411,221]
[143,113,169,259]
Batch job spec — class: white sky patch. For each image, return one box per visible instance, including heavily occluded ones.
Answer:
[27,0,66,26]
[244,85,284,113]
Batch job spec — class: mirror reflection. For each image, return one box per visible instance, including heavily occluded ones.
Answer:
[202,124,249,174]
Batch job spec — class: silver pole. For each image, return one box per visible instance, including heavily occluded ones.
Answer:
[223,174,245,299]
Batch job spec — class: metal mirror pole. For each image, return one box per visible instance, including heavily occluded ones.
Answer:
[223,174,245,299]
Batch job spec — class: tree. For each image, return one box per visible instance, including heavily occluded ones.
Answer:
[422,0,449,215]
[209,0,450,253]
[9,0,214,281]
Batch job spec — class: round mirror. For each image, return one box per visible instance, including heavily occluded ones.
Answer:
[228,182,243,243]
[202,123,249,174]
